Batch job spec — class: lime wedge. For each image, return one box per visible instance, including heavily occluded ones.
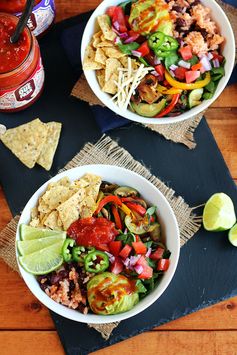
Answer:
[17,234,66,256]
[228,223,237,246]
[203,193,236,232]
[19,241,64,275]
[20,224,65,241]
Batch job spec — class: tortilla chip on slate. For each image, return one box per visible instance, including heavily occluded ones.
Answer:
[0,118,48,169]
[37,122,62,171]
[97,15,116,41]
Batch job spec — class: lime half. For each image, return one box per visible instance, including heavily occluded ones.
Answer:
[228,223,237,246]
[19,241,64,275]
[20,224,65,241]
[17,234,66,256]
[203,193,236,232]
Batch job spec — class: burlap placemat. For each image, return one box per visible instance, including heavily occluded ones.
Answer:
[71,0,237,150]
[0,135,202,339]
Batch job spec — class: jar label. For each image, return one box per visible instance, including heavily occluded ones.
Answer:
[16,0,55,37]
[0,58,45,111]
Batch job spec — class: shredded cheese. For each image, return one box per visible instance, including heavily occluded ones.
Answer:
[111,57,153,110]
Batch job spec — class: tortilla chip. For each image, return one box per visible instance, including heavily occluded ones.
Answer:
[37,122,62,171]
[82,173,101,200]
[92,31,102,48]
[47,177,71,190]
[103,47,126,59]
[97,15,116,41]
[29,218,42,228]
[43,211,62,230]
[57,189,86,230]
[119,56,128,67]
[102,73,118,94]
[41,185,77,211]
[0,118,48,169]
[95,48,107,65]
[97,40,114,48]
[83,44,104,70]
[105,58,121,81]
[96,69,105,88]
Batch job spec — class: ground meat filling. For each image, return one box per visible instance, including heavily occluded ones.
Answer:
[166,0,224,54]
[38,263,94,314]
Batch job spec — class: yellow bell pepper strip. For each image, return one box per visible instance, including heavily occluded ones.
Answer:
[155,93,181,118]
[165,70,211,90]
[157,84,182,95]
[119,203,135,219]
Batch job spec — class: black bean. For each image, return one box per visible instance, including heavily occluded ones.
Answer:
[176,18,186,28]
[39,283,49,291]
[173,6,182,12]
[58,269,69,279]
[50,272,61,285]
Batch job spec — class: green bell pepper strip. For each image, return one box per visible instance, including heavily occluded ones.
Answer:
[148,31,165,50]
[62,238,76,262]
[84,251,109,273]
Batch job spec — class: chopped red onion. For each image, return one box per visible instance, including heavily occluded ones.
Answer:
[124,228,128,234]
[154,56,161,65]
[178,60,191,69]
[182,7,187,13]
[132,50,142,58]
[130,255,141,266]
[124,33,140,44]
[134,264,144,275]
[198,53,205,59]
[109,255,115,264]
[114,36,121,44]
[113,21,120,31]
[212,58,220,68]
[200,56,212,71]
[145,247,152,257]
[123,257,130,267]
[170,64,178,71]
[180,40,185,47]
[170,70,175,77]
[207,52,213,60]
[150,70,159,76]
[112,27,128,39]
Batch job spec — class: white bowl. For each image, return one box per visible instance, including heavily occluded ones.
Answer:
[81,0,235,125]
[16,165,180,323]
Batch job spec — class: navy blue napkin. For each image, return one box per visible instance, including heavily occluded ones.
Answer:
[61,2,237,133]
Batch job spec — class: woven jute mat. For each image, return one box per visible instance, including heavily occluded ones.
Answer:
[0,135,202,339]
[71,0,237,150]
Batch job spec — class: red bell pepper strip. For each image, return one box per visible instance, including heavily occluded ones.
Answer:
[136,41,150,57]
[109,241,122,256]
[150,247,164,260]
[112,6,127,33]
[119,244,132,259]
[95,195,122,215]
[111,205,123,230]
[157,258,170,271]
[124,202,146,216]
[132,241,147,255]
[155,93,180,118]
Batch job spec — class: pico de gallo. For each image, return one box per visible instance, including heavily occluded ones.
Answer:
[85,0,226,118]
[18,178,171,316]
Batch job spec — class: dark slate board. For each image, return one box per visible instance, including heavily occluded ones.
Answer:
[0,13,237,355]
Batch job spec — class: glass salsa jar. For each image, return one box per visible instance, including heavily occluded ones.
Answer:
[0,0,56,37]
[0,13,45,112]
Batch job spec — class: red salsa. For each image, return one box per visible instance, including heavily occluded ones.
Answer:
[67,217,119,252]
[0,15,31,73]
[0,0,41,14]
